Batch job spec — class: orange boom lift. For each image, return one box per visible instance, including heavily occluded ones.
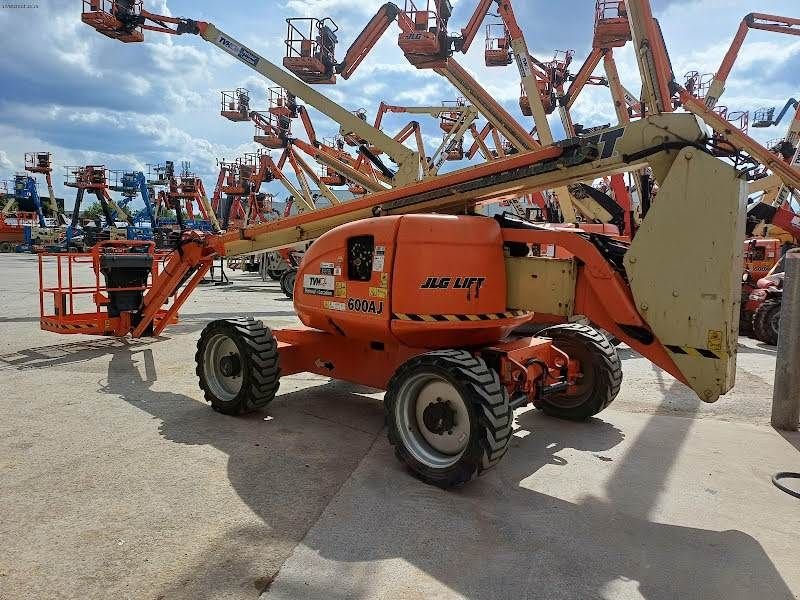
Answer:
[71,1,798,488]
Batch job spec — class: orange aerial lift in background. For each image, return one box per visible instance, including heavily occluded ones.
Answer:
[163,161,221,233]
[24,152,60,220]
[703,13,800,109]
[64,165,131,231]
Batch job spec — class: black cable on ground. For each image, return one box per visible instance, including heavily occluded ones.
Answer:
[772,472,800,499]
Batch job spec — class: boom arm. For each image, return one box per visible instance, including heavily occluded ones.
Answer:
[705,13,800,108]
[77,114,748,404]
[458,0,495,53]
[81,5,421,186]
[335,3,404,79]
[494,0,554,144]
[624,0,675,116]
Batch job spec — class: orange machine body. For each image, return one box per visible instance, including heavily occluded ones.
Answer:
[293,215,531,350]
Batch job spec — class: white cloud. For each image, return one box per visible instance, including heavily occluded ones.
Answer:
[2,0,798,207]
[0,151,14,171]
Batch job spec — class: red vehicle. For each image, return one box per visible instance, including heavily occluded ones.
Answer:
[740,238,785,333]
[747,268,785,346]
[0,212,38,253]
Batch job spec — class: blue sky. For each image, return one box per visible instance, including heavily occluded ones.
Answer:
[1,0,798,209]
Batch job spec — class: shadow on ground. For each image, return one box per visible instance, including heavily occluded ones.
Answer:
[95,345,792,600]
[99,345,384,598]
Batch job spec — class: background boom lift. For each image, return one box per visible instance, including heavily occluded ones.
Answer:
[24,152,60,221]
[703,13,800,109]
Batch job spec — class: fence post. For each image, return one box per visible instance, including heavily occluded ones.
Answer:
[772,249,800,431]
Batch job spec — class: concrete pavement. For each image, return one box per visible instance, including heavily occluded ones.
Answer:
[0,254,797,600]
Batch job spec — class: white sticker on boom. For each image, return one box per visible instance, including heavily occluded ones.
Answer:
[218,36,242,57]
[303,274,335,296]
[374,246,386,271]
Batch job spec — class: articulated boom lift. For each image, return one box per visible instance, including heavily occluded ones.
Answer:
[12,174,46,228]
[71,0,794,487]
[24,152,59,220]
[220,88,251,122]
[64,165,132,245]
[703,13,800,109]
[163,161,221,233]
[753,99,799,129]
[109,170,157,230]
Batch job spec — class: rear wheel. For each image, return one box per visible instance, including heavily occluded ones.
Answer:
[535,323,622,420]
[385,350,512,488]
[195,318,281,415]
[0,242,13,253]
[280,268,296,299]
[752,299,781,346]
[266,268,285,281]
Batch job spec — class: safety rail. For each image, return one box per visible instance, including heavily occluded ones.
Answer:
[1,211,39,229]
[268,87,298,118]
[81,0,145,43]
[484,23,512,67]
[220,88,251,122]
[404,0,448,32]
[683,71,713,101]
[727,110,750,134]
[24,152,52,173]
[752,107,775,127]
[38,240,175,336]
[64,165,108,189]
[593,0,631,47]
[440,98,467,132]
[252,110,291,149]
[283,17,339,84]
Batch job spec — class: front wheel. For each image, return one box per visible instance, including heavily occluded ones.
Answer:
[752,299,781,346]
[195,318,281,415]
[385,350,512,488]
[535,323,622,420]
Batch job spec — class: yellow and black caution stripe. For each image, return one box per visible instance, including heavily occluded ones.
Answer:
[665,345,725,360]
[41,320,99,331]
[393,310,529,322]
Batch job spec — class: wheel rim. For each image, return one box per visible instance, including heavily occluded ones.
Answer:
[203,333,244,402]
[547,343,595,409]
[395,373,470,469]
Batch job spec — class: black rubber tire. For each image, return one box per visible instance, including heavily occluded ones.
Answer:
[0,242,13,253]
[752,299,781,346]
[739,312,754,337]
[266,268,284,281]
[280,268,297,299]
[195,318,281,415]
[535,323,622,420]
[385,350,512,488]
